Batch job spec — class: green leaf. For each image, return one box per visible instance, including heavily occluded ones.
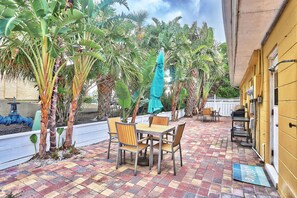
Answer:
[86,26,105,37]
[76,51,105,62]
[32,0,48,17]
[30,134,38,144]
[0,0,17,9]
[61,9,84,27]
[0,5,15,17]
[57,128,64,135]
[115,80,131,109]
[87,0,94,17]
[80,39,102,50]
[0,17,18,36]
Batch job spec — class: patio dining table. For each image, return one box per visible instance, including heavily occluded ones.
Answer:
[136,123,175,174]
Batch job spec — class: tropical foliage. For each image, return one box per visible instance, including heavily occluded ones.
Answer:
[0,0,237,158]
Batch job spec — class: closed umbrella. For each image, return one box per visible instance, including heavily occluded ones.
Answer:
[148,48,165,114]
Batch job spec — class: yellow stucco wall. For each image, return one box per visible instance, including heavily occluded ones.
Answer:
[0,75,39,101]
[240,1,297,197]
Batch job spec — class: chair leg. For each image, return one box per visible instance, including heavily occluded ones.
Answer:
[131,152,133,161]
[172,151,176,176]
[134,151,139,176]
[123,150,126,164]
[144,136,150,157]
[107,137,111,159]
[116,148,120,169]
[179,144,183,167]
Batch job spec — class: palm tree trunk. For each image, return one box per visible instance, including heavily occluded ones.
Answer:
[64,98,78,148]
[171,82,182,121]
[49,58,61,152]
[39,101,49,157]
[97,76,114,120]
[185,68,198,117]
[131,96,141,123]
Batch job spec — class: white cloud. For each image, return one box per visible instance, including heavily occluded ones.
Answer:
[113,0,170,14]
[128,0,170,13]
[191,0,201,13]
[163,10,183,23]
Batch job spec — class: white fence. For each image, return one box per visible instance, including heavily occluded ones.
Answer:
[204,97,240,116]
[0,109,185,170]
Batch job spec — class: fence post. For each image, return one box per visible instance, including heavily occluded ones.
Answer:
[214,94,217,111]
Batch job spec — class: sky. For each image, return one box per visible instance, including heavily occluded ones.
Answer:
[113,0,226,43]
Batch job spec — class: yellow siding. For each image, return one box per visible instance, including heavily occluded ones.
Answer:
[239,1,297,196]
[279,146,297,178]
[262,1,297,196]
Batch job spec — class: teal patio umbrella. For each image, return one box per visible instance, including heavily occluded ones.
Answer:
[148,48,165,114]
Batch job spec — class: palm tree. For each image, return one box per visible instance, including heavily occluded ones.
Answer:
[87,1,140,121]
[130,52,155,123]
[127,10,149,40]
[64,32,105,148]
[0,0,84,156]
[184,23,214,117]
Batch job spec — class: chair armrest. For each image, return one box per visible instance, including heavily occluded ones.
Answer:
[162,139,173,143]
[166,132,175,136]
[138,136,150,143]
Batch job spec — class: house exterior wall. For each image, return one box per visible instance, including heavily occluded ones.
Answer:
[239,1,297,197]
[0,76,39,101]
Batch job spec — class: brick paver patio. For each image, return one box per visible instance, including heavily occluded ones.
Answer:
[0,117,280,197]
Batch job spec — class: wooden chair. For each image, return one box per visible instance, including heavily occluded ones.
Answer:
[196,107,203,121]
[107,117,121,159]
[151,116,169,140]
[154,122,186,175]
[151,116,169,126]
[144,116,170,156]
[115,122,150,176]
[213,108,221,121]
[202,108,213,121]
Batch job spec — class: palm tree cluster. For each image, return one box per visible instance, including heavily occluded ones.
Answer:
[0,0,230,157]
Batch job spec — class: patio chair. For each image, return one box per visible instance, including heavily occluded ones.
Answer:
[151,116,170,139]
[154,122,186,175]
[115,122,150,176]
[213,108,221,121]
[196,107,203,121]
[202,108,213,121]
[144,116,170,156]
[151,116,169,126]
[107,117,121,159]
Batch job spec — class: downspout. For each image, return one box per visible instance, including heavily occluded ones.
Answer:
[232,0,240,86]
[252,49,265,162]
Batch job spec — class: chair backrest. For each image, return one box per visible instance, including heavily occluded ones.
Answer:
[152,116,169,126]
[107,117,121,133]
[173,122,186,147]
[202,108,212,116]
[32,110,41,131]
[115,122,137,146]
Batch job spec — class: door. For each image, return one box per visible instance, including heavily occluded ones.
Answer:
[270,53,279,172]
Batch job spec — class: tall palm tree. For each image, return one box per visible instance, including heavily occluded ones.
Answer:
[64,32,105,148]
[127,10,149,40]
[184,22,215,117]
[130,52,155,123]
[0,0,84,156]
